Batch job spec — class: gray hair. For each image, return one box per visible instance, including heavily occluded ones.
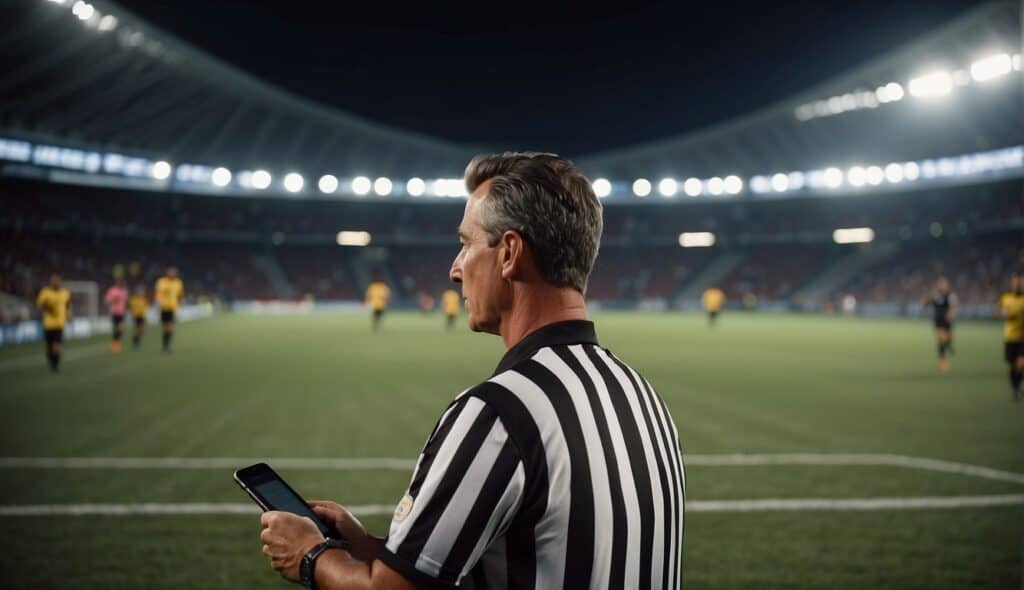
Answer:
[464,152,603,293]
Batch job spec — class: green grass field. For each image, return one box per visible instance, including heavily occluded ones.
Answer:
[0,311,1021,589]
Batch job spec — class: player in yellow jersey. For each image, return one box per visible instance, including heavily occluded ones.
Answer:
[365,277,391,332]
[155,267,185,353]
[441,288,461,331]
[36,274,71,374]
[128,285,149,350]
[997,274,1024,400]
[702,286,725,327]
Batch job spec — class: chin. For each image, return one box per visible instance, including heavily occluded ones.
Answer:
[467,314,499,335]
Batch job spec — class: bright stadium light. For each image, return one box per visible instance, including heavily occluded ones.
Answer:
[788,171,806,190]
[658,178,678,197]
[707,176,724,196]
[847,166,867,187]
[833,227,875,244]
[336,231,372,247]
[903,161,920,181]
[884,163,904,183]
[632,178,651,197]
[47,0,69,4]
[318,174,338,194]
[771,172,789,192]
[351,176,371,196]
[283,172,304,193]
[251,169,271,190]
[865,165,884,186]
[150,160,171,180]
[909,71,952,98]
[212,167,232,187]
[749,175,770,194]
[406,177,425,196]
[592,178,612,198]
[823,166,839,187]
[723,175,743,195]
[970,53,1012,82]
[373,177,393,196]
[97,14,118,32]
[683,177,702,197]
[678,232,716,248]
[72,1,94,20]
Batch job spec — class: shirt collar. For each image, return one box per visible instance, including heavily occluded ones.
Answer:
[493,319,599,375]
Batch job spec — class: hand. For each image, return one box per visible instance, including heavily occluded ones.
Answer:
[260,511,325,582]
[309,500,379,562]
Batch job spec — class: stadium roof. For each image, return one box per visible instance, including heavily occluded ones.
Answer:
[0,0,1019,183]
[0,0,478,177]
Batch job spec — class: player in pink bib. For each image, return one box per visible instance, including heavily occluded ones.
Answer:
[105,279,128,352]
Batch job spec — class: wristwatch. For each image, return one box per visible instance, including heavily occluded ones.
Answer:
[300,538,348,589]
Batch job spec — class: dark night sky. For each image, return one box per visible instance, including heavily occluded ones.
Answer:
[119,0,986,156]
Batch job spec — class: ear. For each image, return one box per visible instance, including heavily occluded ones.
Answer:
[498,230,529,281]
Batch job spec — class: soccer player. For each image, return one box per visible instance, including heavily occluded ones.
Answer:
[441,287,460,331]
[104,278,128,353]
[997,274,1024,400]
[702,286,725,326]
[926,277,958,372]
[155,267,184,353]
[36,273,71,374]
[364,276,390,332]
[128,285,148,350]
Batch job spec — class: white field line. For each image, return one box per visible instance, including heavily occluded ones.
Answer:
[0,453,1021,485]
[2,495,1022,517]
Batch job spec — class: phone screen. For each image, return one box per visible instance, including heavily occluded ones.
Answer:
[236,464,334,538]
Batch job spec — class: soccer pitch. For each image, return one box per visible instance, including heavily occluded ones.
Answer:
[0,311,1021,589]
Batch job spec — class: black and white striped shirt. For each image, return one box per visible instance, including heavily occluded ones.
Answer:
[378,320,686,589]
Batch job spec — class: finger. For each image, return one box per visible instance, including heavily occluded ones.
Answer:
[262,544,271,556]
[260,511,277,527]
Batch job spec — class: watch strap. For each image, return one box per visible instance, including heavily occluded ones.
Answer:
[300,538,348,589]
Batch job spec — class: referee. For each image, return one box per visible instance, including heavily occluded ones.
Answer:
[259,152,686,590]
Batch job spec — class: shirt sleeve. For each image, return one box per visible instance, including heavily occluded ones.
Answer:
[379,395,524,589]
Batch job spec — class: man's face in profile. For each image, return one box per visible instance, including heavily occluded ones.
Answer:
[450,181,504,334]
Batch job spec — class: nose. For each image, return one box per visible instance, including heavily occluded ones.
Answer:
[449,253,463,284]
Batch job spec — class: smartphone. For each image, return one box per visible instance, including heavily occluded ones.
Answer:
[233,462,338,539]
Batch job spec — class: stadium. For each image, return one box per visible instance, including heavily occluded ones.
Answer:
[1,0,1022,588]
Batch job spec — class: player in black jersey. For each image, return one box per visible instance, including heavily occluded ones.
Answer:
[926,277,958,372]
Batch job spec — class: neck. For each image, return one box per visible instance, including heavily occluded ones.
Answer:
[499,284,588,349]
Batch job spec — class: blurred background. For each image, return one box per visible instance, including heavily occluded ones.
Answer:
[0,1,1021,588]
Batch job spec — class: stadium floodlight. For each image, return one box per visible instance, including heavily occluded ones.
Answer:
[884,163,904,183]
[771,172,789,192]
[723,175,743,195]
[865,166,884,186]
[683,177,702,197]
[150,160,171,180]
[336,231,372,247]
[632,178,651,197]
[47,0,69,5]
[1014,54,1022,71]
[875,82,904,103]
[212,167,232,187]
[909,71,952,98]
[707,176,724,196]
[592,178,612,198]
[373,177,393,196]
[318,174,338,194]
[749,175,770,194]
[658,178,678,197]
[822,167,843,189]
[678,232,715,248]
[251,169,272,190]
[406,177,425,196]
[832,227,875,244]
[788,171,806,190]
[97,14,118,31]
[903,161,920,181]
[970,53,1012,82]
[351,176,371,196]
[72,1,94,20]
[847,166,867,187]
[283,172,304,193]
